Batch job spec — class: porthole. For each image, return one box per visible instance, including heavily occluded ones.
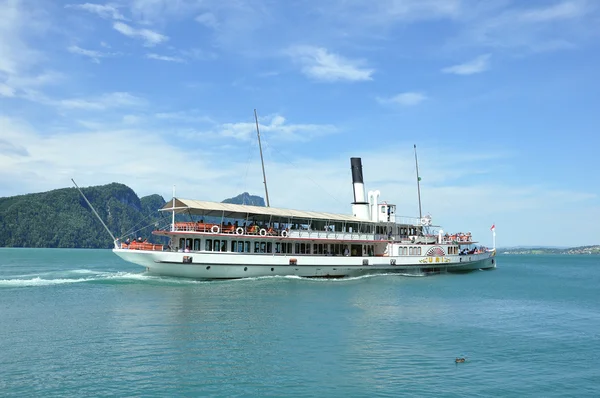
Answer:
[206,266,211,270]
[244,267,248,271]
[271,268,274,271]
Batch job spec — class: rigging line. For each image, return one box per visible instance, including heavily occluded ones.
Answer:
[119,211,175,241]
[119,219,164,241]
[120,212,157,238]
[118,205,169,239]
[71,179,118,247]
[118,214,171,241]
[117,201,176,240]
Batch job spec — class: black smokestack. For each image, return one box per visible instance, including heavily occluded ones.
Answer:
[350,157,367,204]
[350,157,364,184]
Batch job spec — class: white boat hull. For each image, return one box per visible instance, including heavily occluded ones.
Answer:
[113,249,496,279]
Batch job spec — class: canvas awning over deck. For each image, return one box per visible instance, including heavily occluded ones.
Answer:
[160,198,375,224]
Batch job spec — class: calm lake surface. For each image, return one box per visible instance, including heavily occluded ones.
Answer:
[1,249,599,397]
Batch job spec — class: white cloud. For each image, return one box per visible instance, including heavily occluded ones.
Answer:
[461,1,596,52]
[286,45,374,82]
[317,0,462,26]
[67,45,114,63]
[199,114,338,142]
[65,3,126,20]
[154,111,214,124]
[113,21,168,46]
[195,12,219,28]
[377,92,427,106]
[442,54,491,75]
[122,114,142,124]
[1,71,63,99]
[146,53,184,63]
[128,0,206,22]
[179,47,217,60]
[58,92,146,110]
[6,71,63,89]
[309,1,596,55]
[0,0,44,76]
[0,83,16,97]
[518,1,587,23]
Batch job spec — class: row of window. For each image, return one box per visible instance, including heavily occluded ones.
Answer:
[177,238,375,256]
[177,238,442,257]
[397,247,422,255]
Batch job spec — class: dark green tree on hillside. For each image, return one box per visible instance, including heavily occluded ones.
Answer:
[0,184,167,248]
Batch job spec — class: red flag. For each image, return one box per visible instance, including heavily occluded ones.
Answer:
[490,224,495,231]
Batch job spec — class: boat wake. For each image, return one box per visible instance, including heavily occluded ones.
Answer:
[226,272,427,283]
[0,268,431,288]
[0,276,94,287]
[0,269,208,288]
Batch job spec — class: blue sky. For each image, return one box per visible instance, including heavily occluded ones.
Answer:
[1,0,599,247]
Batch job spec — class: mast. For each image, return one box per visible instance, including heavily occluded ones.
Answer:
[254,109,270,207]
[414,144,423,221]
[71,179,119,248]
[171,185,175,232]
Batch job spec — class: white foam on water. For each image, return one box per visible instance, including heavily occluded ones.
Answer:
[104,272,208,284]
[0,277,92,287]
[70,269,106,275]
[9,269,108,279]
[105,271,156,280]
[242,275,304,281]
[0,271,166,287]
[308,272,425,282]
[0,269,429,288]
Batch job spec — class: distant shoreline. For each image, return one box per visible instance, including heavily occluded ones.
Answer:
[499,245,599,255]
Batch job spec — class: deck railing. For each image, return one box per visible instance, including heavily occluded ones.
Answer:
[168,222,477,245]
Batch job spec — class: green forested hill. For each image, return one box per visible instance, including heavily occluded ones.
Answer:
[222,192,266,206]
[0,185,266,249]
[0,184,168,249]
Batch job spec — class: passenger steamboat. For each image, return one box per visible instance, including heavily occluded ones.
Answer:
[108,157,496,279]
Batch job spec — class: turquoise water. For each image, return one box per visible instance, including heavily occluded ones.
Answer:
[1,249,599,397]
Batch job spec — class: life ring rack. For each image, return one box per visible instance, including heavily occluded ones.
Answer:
[259,228,267,237]
[236,227,244,235]
[211,225,220,234]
